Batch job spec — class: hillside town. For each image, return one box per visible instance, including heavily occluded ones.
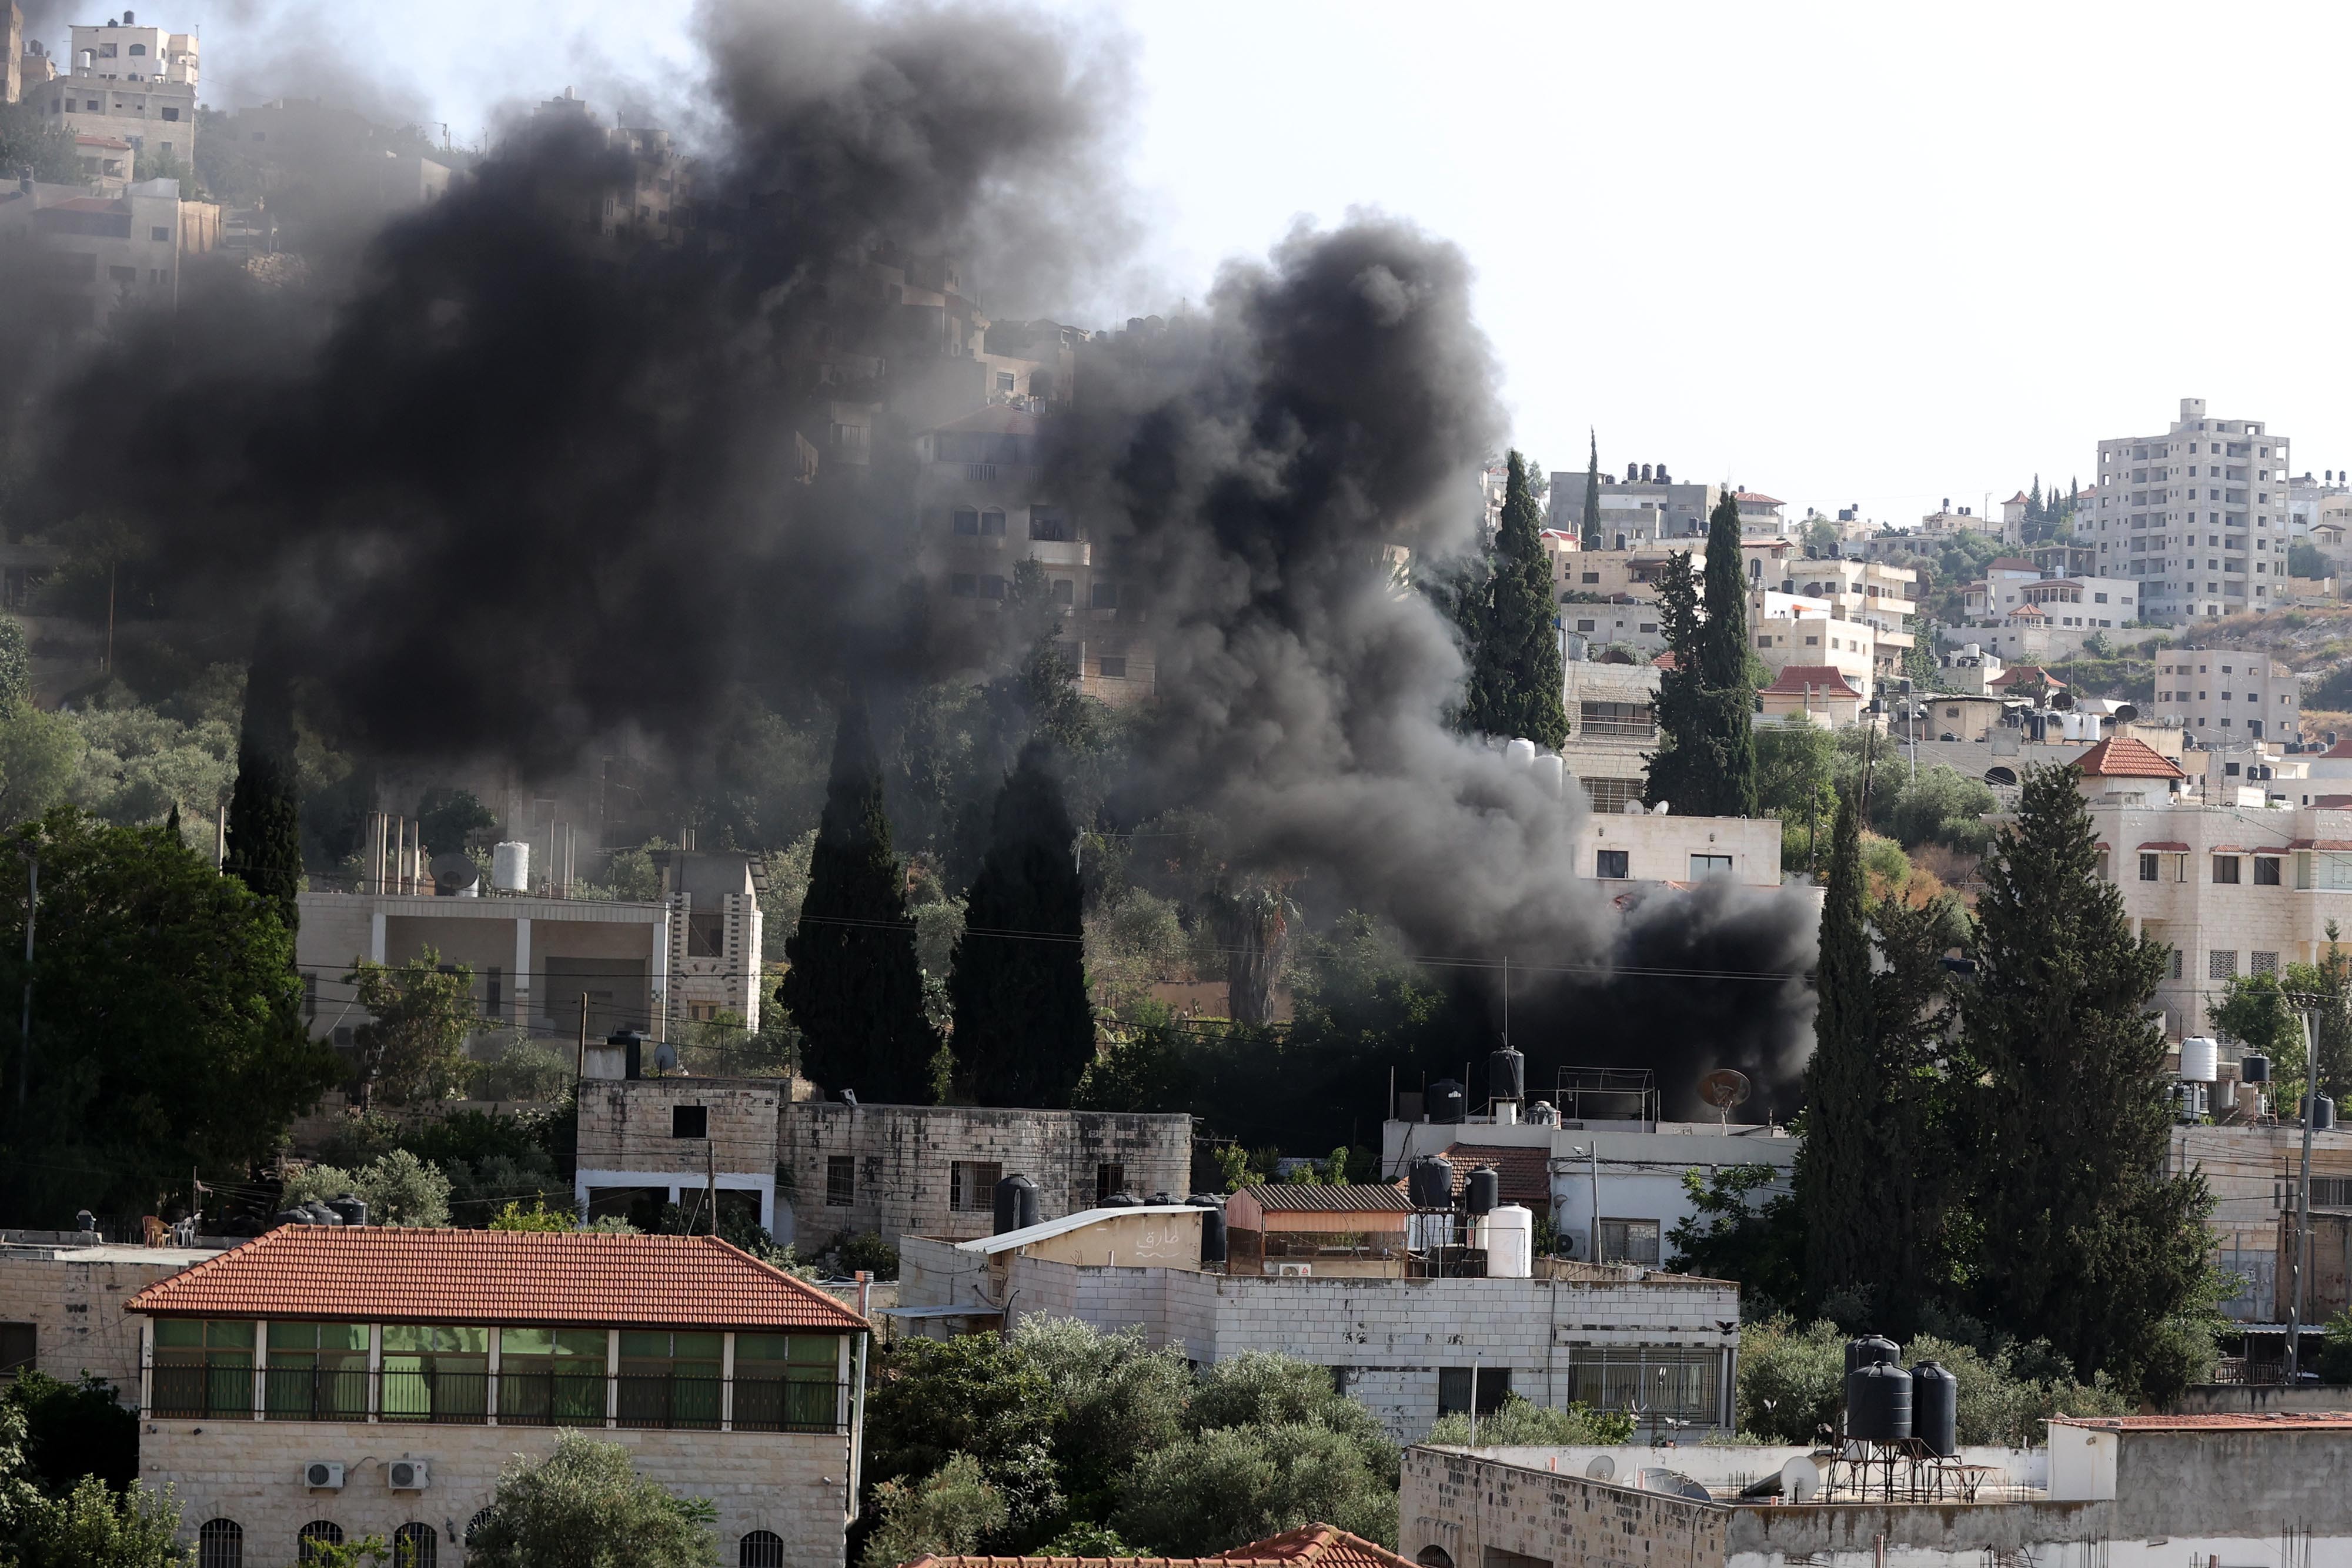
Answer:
[11,4,2352,1568]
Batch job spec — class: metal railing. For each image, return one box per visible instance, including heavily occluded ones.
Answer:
[151,1366,847,1433]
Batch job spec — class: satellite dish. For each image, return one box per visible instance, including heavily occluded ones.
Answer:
[2050,690,2076,711]
[2114,704,2139,723]
[1779,1455,1820,1503]
[1586,1455,1615,1481]
[650,1040,680,1073]
[1699,1069,1752,1111]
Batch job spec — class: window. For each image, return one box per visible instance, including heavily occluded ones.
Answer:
[0,1322,32,1375]
[951,1161,1002,1212]
[618,1330,722,1429]
[953,507,979,536]
[1097,1162,1126,1202]
[128,42,146,54]
[150,224,169,240]
[393,1523,437,1567]
[980,575,1007,599]
[2256,857,2282,886]
[1436,1366,1511,1416]
[2210,951,2238,981]
[732,1335,839,1432]
[265,1322,368,1420]
[2213,857,2240,885]
[688,909,726,957]
[109,265,136,282]
[1583,778,1642,814]
[740,1531,787,1568]
[1575,619,1595,633]
[1598,1218,1662,1265]
[2170,950,2183,979]
[1090,582,1119,609]
[825,1155,855,1208]
[153,1319,255,1417]
[302,972,318,1021]
[980,510,1005,536]
[2253,952,2280,975]
[1029,509,1071,542]
[496,1327,607,1425]
[161,106,178,121]
[2139,854,2160,883]
[1595,850,1629,880]
[1561,1345,1720,1423]
[1098,656,1127,679]
[1050,578,1074,605]
[1580,571,1600,584]
[380,1326,488,1423]
[298,1523,345,1563]
[950,574,976,597]
[1689,854,1733,880]
[198,1519,243,1568]
[672,1105,707,1139]
[464,1510,493,1547]
[484,967,501,1018]
[995,372,1015,393]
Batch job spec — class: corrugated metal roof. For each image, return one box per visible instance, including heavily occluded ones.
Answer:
[122,1227,866,1331]
[1236,1185,1414,1214]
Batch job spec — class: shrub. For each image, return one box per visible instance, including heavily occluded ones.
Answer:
[1424,1395,1633,1446]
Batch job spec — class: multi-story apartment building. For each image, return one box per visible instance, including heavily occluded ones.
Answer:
[1545,466,1718,547]
[0,175,220,327]
[2092,397,2292,624]
[1732,489,1788,538]
[1779,556,1916,684]
[1558,660,1660,814]
[2290,471,2348,539]
[2151,648,2301,744]
[1749,589,1876,701]
[5,3,21,105]
[19,11,198,172]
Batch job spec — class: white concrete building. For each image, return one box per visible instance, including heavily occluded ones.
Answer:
[2094,397,2293,624]
[0,175,220,326]
[1558,660,1661,814]
[1578,808,1783,890]
[1749,589,1877,701]
[2151,648,2301,745]
[1546,467,1718,547]
[19,11,198,171]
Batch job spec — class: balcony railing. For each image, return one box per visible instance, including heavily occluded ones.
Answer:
[151,1366,847,1433]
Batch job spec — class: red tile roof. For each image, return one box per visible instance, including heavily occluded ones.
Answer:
[2137,840,2191,852]
[2052,1413,2352,1432]
[2005,491,2031,504]
[123,1226,867,1332]
[1759,664,1860,699]
[1441,1144,1552,1209]
[2318,734,2352,760]
[910,1524,1414,1568]
[1987,665,2066,690]
[1237,1183,1414,1215]
[2073,735,2185,780]
[75,133,132,149]
[1733,492,1782,506]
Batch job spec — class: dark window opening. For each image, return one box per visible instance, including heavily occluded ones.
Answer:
[1096,1162,1125,1203]
[672,1105,708,1139]
[2256,857,2282,886]
[688,911,726,957]
[1595,850,1629,880]
[0,1322,34,1375]
[826,1156,855,1207]
[951,1161,1003,1213]
[1436,1365,1511,1416]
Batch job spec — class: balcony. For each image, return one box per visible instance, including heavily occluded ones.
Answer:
[1028,539,1090,568]
[149,1366,848,1435]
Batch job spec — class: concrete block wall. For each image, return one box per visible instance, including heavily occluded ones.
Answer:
[142,1418,853,1568]
[576,1077,781,1181]
[0,1254,205,1396]
[1401,1446,1727,1568]
[777,1104,1192,1246]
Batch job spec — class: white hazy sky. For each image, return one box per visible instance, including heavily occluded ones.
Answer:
[78,0,2352,522]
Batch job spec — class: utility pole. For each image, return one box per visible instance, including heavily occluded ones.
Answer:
[576,993,588,1081]
[704,1139,717,1237]
[2288,1009,2321,1382]
[16,848,34,1111]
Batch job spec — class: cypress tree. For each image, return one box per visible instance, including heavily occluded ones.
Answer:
[1645,492,1758,816]
[949,742,1093,1108]
[1581,430,1603,552]
[779,697,940,1104]
[1962,764,2212,1388]
[224,651,303,937]
[1643,549,1704,812]
[1463,450,1568,747]
[1799,793,1876,1304]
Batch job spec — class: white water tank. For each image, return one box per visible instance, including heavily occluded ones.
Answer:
[1477,1203,1534,1279]
[1531,754,1565,799]
[1505,737,1537,770]
[2179,1036,2220,1084]
[492,841,530,892]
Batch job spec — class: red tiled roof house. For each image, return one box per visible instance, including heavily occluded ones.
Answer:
[125,1226,870,1567]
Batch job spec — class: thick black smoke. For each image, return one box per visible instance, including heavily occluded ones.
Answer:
[5,0,1816,1108]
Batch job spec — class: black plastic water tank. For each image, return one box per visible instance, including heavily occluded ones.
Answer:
[1845,1362,1913,1443]
[326,1195,369,1228]
[301,1200,342,1226]
[1844,1334,1900,1374]
[271,1208,311,1229]
[1427,1079,1466,1124]
[1466,1166,1499,1216]
[1488,1047,1525,1105]
[608,1028,645,1081]
[993,1172,1041,1235]
[1103,1192,1139,1207]
[2243,1053,2272,1084]
[1198,1206,1227,1266]
[1407,1155,1454,1210]
[2307,1094,2338,1131]
[1909,1360,1958,1457]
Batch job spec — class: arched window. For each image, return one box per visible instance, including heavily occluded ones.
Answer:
[1985,767,2019,787]
[740,1530,786,1567]
[464,1509,495,1546]
[128,42,147,54]
[298,1522,344,1563]
[1415,1549,1454,1568]
[197,1519,243,1568]
[393,1522,437,1567]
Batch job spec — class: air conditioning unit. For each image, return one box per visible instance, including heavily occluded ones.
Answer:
[387,1459,429,1492]
[303,1462,344,1490]
[1275,1263,1313,1278]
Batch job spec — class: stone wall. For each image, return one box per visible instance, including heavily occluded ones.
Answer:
[142,1417,852,1568]
[2113,1426,2352,1537]
[777,1104,1192,1245]
[1401,1445,1726,1568]
[574,1075,786,1230]
[0,1250,215,1395]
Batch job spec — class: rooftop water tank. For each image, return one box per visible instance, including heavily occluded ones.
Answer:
[1406,1155,1454,1211]
[1527,1099,1560,1126]
[1845,1361,1913,1443]
[430,851,480,897]
[2179,1037,2219,1084]
[1910,1360,1958,1457]
[1505,737,1537,770]
[492,841,530,892]
[607,1029,644,1081]
[1844,1334,1900,1375]
[325,1195,368,1228]
[1532,753,1565,799]
[993,1172,1041,1235]
[2243,1053,2271,1085]
[2307,1094,2337,1132]
[1479,1203,1534,1278]
[1489,1047,1525,1105]
[1466,1166,1499,1216]
[1427,1079,1466,1124]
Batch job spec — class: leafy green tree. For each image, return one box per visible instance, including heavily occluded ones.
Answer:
[0,808,340,1226]
[1462,451,1568,747]
[0,701,81,830]
[1580,432,1602,552]
[0,100,79,185]
[2287,924,2352,1104]
[1425,1395,1632,1446]
[1668,1164,1805,1321]
[1877,764,1996,854]
[2,1371,136,1496]
[1113,1424,1396,1555]
[1755,724,1836,867]
[1008,1318,1190,1524]
[2210,969,2305,1109]
[13,1473,187,1567]
[1803,517,1840,557]
[463,1430,717,1568]
[864,1333,1063,1540]
[0,618,29,708]
[950,743,1093,1106]
[779,697,940,1104]
[1903,615,1942,690]
[223,656,303,935]
[342,949,476,1108]
[282,1148,452,1226]
[1962,764,2213,1386]
[417,788,497,854]
[2291,540,2331,580]
[861,1453,1007,1568]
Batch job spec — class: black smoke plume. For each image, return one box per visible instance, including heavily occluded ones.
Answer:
[3,0,1816,1111]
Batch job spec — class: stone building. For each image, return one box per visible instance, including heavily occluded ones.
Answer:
[2094,396,2294,625]
[127,1226,869,1568]
[17,11,200,171]
[0,1237,223,1393]
[570,1073,1195,1248]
